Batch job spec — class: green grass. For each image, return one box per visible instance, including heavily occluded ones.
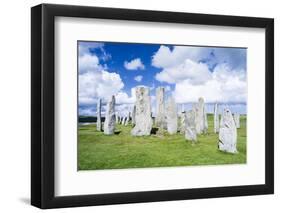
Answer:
[78,114,246,170]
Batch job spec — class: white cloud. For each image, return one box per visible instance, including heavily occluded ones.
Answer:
[79,42,104,56]
[152,45,246,70]
[115,88,136,104]
[79,50,125,107]
[79,54,101,74]
[152,45,209,68]
[152,45,247,104]
[134,75,143,82]
[155,59,212,85]
[124,58,145,70]
[174,64,247,103]
[79,70,124,106]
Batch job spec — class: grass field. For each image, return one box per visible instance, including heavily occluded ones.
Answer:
[78,114,246,170]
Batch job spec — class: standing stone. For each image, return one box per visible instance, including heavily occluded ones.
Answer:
[131,105,136,125]
[218,108,237,153]
[194,97,208,134]
[165,96,178,134]
[214,103,219,133]
[185,110,197,142]
[121,116,126,125]
[204,111,208,133]
[180,111,186,134]
[193,103,201,134]
[155,87,166,128]
[198,98,205,133]
[181,104,185,113]
[125,112,130,126]
[199,97,208,133]
[131,86,153,136]
[96,98,102,131]
[103,96,116,135]
[115,111,119,124]
[234,113,240,128]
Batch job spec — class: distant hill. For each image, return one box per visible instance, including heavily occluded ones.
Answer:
[79,116,105,123]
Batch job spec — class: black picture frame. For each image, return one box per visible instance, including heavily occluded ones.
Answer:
[31,3,274,209]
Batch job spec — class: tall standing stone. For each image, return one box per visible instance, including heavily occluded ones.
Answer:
[204,111,208,133]
[199,97,208,133]
[96,98,102,131]
[125,112,130,126]
[218,108,237,153]
[185,109,197,142]
[194,97,208,134]
[193,103,201,134]
[234,113,240,128]
[103,95,116,135]
[155,87,166,129]
[165,96,178,134]
[181,104,185,113]
[131,86,153,136]
[115,111,119,124]
[131,105,136,125]
[180,111,186,134]
[121,116,126,125]
[214,103,219,133]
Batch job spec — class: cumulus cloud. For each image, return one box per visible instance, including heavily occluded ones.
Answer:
[79,54,101,74]
[152,45,208,68]
[115,87,136,104]
[174,64,247,103]
[124,58,145,70]
[152,45,246,70]
[78,42,104,56]
[134,75,143,82]
[79,45,125,110]
[78,46,138,116]
[79,70,124,106]
[155,59,212,85]
[152,45,247,103]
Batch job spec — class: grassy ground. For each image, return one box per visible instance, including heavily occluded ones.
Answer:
[78,115,246,170]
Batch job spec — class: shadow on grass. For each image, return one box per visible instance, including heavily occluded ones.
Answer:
[114,130,121,135]
[150,127,159,135]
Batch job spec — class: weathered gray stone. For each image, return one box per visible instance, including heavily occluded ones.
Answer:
[131,86,153,136]
[180,111,186,134]
[131,105,136,125]
[234,113,240,128]
[165,96,178,134]
[218,108,237,153]
[155,87,166,129]
[200,98,208,133]
[193,103,201,134]
[125,112,130,126]
[194,97,208,134]
[181,104,185,113]
[185,110,197,142]
[115,111,119,124]
[103,95,116,135]
[204,111,208,133]
[214,103,219,133]
[96,98,102,131]
[121,116,126,125]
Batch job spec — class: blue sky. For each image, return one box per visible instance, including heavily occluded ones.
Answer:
[78,41,247,116]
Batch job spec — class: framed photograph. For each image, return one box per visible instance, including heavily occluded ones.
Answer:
[31,3,274,209]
